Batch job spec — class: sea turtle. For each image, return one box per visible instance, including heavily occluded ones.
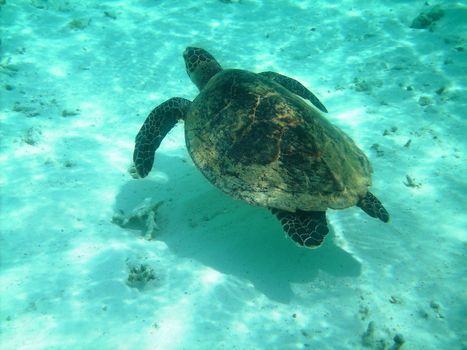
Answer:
[133,47,389,248]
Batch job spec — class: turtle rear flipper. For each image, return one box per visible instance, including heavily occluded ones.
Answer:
[271,209,329,248]
[259,71,328,113]
[133,97,191,178]
[357,191,390,223]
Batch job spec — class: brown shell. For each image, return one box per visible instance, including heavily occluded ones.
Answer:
[184,69,372,212]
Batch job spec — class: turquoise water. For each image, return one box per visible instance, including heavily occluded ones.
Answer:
[0,1,466,349]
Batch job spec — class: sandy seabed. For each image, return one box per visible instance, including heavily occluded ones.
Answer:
[0,1,466,349]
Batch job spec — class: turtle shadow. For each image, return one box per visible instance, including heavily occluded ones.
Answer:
[114,153,361,303]
[170,189,361,303]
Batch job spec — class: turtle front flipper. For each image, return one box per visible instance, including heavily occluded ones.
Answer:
[133,97,191,178]
[271,209,329,248]
[259,71,328,113]
[357,191,390,223]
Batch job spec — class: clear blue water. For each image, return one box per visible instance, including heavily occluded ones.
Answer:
[0,1,466,349]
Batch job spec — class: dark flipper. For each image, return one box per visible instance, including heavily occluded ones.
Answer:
[271,209,329,248]
[259,71,328,113]
[133,97,191,178]
[357,192,390,223]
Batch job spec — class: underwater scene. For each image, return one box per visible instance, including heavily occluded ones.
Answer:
[0,0,466,349]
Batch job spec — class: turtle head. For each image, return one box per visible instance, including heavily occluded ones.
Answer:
[183,47,222,90]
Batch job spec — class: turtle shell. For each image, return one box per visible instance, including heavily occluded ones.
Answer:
[184,69,372,212]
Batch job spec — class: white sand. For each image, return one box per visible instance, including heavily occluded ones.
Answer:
[1,1,466,349]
